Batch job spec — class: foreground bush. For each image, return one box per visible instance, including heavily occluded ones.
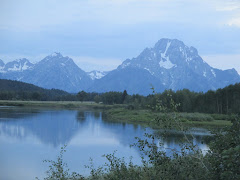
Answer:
[40,87,239,180]
[40,117,239,180]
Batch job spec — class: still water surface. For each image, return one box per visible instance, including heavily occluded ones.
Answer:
[0,106,210,180]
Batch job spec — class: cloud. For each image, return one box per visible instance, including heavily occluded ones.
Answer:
[215,1,240,11]
[214,1,240,26]
[1,0,239,31]
[216,6,239,12]
[227,17,240,27]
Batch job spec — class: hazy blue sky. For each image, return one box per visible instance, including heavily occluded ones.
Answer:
[0,0,240,72]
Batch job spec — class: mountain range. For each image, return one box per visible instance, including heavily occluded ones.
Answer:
[0,53,93,92]
[0,39,239,95]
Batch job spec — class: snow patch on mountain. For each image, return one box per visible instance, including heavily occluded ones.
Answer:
[87,70,108,80]
[186,57,193,62]
[22,61,31,70]
[121,62,130,69]
[1,59,34,72]
[211,69,216,77]
[8,64,21,71]
[159,57,176,69]
[161,41,171,58]
[203,71,207,77]
[144,68,154,75]
[158,41,177,69]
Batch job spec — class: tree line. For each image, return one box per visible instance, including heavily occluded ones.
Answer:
[0,79,72,101]
[76,83,240,114]
[0,79,239,114]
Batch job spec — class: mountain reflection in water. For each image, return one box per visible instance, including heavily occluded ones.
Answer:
[0,107,210,180]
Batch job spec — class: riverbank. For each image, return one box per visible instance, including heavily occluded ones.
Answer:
[0,100,233,128]
[0,100,125,110]
[103,108,233,128]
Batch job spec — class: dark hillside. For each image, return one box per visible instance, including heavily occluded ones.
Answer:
[0,79,71,100]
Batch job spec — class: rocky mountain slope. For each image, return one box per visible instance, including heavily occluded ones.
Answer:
[0,39,239,94]
[89,38,240,95]
[0,53,92,92]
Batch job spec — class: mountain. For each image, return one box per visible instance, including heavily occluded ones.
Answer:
[0,59,5,67]
[22,53,92,92]
[87,70,109,80]
[0,53,93,92]
[0,59,4,70]
[3,58,34,72]
[88,38,240,95]
[88,67,164,95]
[1,39,239,95]
[0,58,34,81]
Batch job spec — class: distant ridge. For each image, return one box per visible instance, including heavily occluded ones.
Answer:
[0,53,93,92]
[0,39,239,95]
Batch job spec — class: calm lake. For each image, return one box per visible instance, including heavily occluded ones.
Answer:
[0,106,210,180]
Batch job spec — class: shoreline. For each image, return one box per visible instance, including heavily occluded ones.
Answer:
[0,100,232,128]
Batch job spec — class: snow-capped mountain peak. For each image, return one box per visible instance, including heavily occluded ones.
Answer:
[42,52,64,61]
[104,38,240,94]
[1,39,239,95]
[1,58,34,72]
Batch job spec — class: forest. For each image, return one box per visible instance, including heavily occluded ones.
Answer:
[0,79,240,114]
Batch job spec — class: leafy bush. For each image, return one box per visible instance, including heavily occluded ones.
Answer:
[207,118,240,180]
[40,145,84,180]
[40,89,240,180]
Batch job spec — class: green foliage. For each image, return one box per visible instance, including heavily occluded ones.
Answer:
[207,117,240,180]
[2,79,240,115]
[98,91,130,105]
[93,95,100,103]
[89,152,141,180]
[40,111,240,180]
[146,83,240,114]
[42,145,84,180]
[122,90,128,104]
[77,91,88,101]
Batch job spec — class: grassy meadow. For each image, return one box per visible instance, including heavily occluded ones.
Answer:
[0,100,233,128]
[0,100,125,109]
[103,108,233,128]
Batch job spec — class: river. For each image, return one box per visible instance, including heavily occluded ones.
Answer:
[0,106,210,180]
